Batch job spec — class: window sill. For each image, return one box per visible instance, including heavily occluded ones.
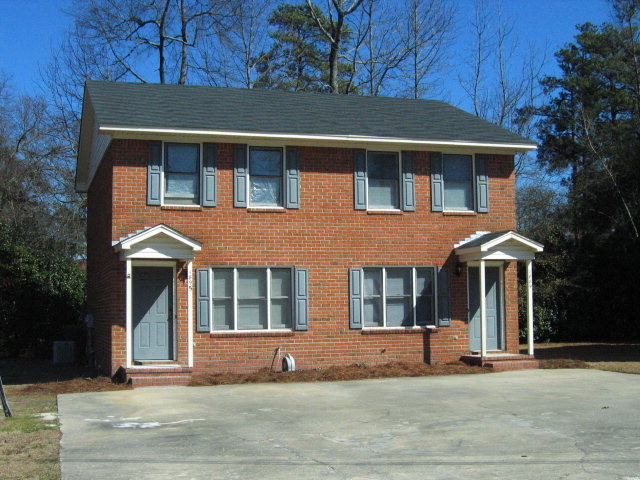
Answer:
[361,327,437,335]
[210,330,295,338]
[161,205,203,211]
[443,210,476,216]
[367,209,403,215]
[247,207,287,213]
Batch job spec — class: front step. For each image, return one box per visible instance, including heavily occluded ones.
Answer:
[123,366,193,387]
[460,354,539,371]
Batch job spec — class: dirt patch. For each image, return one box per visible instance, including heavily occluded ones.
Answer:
[190,361,491,386]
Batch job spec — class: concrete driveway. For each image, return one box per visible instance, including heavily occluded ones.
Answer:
[59,369,640,480]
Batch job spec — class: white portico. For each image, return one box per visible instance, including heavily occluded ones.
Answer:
[455,231,544,359]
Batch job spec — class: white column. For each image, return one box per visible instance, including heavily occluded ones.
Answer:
[479,259,487,358]
[125,259,132,368]
[187,260,194,368]
[526,259,535,356]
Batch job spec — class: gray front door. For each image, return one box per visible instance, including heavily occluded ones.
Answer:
[132,266,174,361]
[468,266,503,352]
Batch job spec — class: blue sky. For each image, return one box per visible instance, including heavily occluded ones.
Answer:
[0,0,612,103]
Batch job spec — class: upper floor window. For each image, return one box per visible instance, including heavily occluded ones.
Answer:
[164,143,200,206]
[367,152,400,210]
[249,147,283,207]
[443,154,473,211]
[353,150,416,212]
[430,152,489,213]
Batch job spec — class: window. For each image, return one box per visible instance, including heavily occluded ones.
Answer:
[211,268,292,331]
[164,143,200,205]
[362,267,435,328]
[249,147,283,207]
[367,151,400,209]
[443,154,473,211]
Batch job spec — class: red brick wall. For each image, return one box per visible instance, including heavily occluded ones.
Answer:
[88,139,518,375]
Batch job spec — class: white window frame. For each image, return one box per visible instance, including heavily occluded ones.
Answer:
[161,141,203,207]
[365,150,402,211]
[442,152,476,213]
[246,145,286,209]
[362,266,437,329]
[210,266,294,333]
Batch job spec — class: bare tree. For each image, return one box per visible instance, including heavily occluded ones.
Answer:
[459,0,546,175]
[348,0,410,96]
[67,0,237,85]
[401,0,456,99]
[306,0,365,93]
[198,0,274,87]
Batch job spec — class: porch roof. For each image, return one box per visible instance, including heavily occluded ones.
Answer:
[113,224,201,260]
[454,230,543,262]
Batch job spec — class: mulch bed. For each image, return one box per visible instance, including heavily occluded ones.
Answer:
[13,377,131,395]
[189,361,491,386]
[538,358,591,369]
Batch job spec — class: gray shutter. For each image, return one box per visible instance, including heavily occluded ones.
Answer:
[196,268,211,332]
[353,149,367,210]
[202,143,217,207]
[234,144,248,207]
[475,154,489,213]
[401,151,416,211]
[437,267,451,327]
[294,268,308,331]
[430,152,444,212]
[285,148,300,209]
[349,268,363,329]
[147,141,162,205]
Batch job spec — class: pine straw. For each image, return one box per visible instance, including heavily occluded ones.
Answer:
[11,376,131,395]
[538,358,591,369]
[189,361,491,387]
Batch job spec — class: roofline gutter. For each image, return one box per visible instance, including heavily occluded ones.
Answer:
[99,125,538,151]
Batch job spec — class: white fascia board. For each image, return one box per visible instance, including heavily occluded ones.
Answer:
[99,125,538,152]
[115,225,202,252]
[482,232,544,252]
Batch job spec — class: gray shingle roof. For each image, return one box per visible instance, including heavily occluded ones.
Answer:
[456,231,514,249]
[85,81,535,146]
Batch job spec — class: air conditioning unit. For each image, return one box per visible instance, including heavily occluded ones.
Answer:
[53,341,76,364]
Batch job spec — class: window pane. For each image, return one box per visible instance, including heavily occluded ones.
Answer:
[213,269,233,298]
[416,297,433,326]
[165,174,198,198]
[271,298,292,329]
[250,149,282,176]
[166,144,198,173]
[237,299,267,329]
[364,298,382,327]
[416,269,435,326]
[386,297,413,327]
[368,179,399,209]
[238,269,266,298]
[368,153,399,180]
[250,176,281,206]
[443,154,472,182]
[415,269,434,297]
[271,269,291,298]
[213,299,233,330]
[364,270,381,296]
[444,181,473,210]
[386,269,411,296]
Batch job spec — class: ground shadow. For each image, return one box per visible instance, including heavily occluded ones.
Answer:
[0,358,102,386]
[520,343,640,362]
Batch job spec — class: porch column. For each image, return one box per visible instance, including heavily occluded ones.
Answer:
[187,260,194,368]
[479,259,487,358]
[526,259,535,356]
[125,259,132,368]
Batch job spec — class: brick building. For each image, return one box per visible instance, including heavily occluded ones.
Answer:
[77,81,543,386]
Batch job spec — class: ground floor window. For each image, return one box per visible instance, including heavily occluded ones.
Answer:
[212,267,292,330]
[363,267,435,328]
